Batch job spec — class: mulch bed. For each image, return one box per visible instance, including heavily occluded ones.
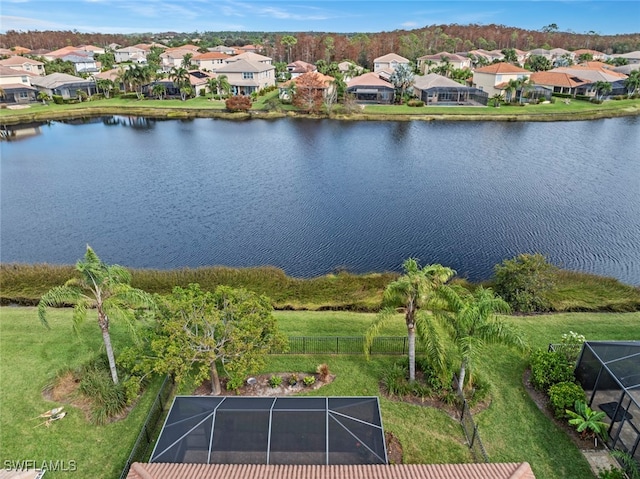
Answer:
[522,368,605,450]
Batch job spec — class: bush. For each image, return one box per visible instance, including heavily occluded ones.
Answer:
[493,253,558,313]
[598,466,626,479]
[288,373,298,386]
[530,349,575,392]
[316,363,330,382]
[382,363,410,396]
[303,375,316,386]
[548,381,585,418]
[52,95,64,104]
[559,331,586,363]
[269,375,283,388]
[199,89,206,97]
[407,99,424,107]
[225,95,252,112]
[78,362,128,425]
[119,92,139,100]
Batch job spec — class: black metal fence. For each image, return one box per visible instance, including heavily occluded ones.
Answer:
[271,336,412,355]
[459,398,489,463]
[119,376,175,479]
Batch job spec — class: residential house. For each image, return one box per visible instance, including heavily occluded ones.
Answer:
[0,56,46,76]
[468,49,503,64]
[549,48,574,61]
[208,45,238,55]
[30,72,96,99]
[527,48,552,60]
[472,62,531,97]
[78,45,105,55]
[338,61,364,81]
[279,71,335,101]
[27,48,51,57]
[115,46,146,63]
[286,60,316,78]
[0,65,37,104]
[226,51,273,65]
[237,45,261,53]
[160,49,196,71]
[373,53,410,73]
[192,52,231,71]
[346,72,395,104]
[108,43,122,51]
[43,46,81,61]
[550,66,628,97]
[61,53,99,74]
[0,48,15,57]
[615,51,640,64]
[417,52,470,74]
[613,64,640,75]
[132,42,168,52]
[412,73,488,105]
[11,46,31,55]
[214,58,275,95]
[188,70,216,96]
[168,44,200,53]
[573,49,607,61]
[529,71,590,96]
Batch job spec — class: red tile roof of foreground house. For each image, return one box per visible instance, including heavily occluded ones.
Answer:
[474,62,529,74]
[347,72,394,88]
[127,463,536,479]
[530,71,590,88]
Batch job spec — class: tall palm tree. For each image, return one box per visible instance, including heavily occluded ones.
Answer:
[438,287,527,394]
[95,78,114,98]
[594,81,612,101]
[151,82,167,100]
[217,75,231,98]
[281,35,297,63]
[365,258,455,382]
[38,246,155,384]
[506,78,522,103]
[207,77,219,98]
[624,70,640,97]
[169,66,190,91]
[389,63,415,103]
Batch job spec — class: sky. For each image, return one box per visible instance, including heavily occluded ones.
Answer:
[0,0,638,36]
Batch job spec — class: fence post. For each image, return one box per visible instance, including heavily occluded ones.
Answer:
[471,424,477,448]
[336,337,339,354]
[403,337,407,355]
[303,337,306,354]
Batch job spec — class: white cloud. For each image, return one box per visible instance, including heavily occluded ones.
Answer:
[401,21,419,28]
[0,15,65,31]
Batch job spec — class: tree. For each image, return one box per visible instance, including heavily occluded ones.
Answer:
[179,85,193,101]
[365,259,455,382]
[149,284,285,395]
[37,91,50,104]
[578,52,594,62]
[281,35,297,63]
[439,287,526,394]
[95,78,114,98]
[518,78,534,103]
[389,63,414,103]
[526,54,552,72]
[169,66,190,100]
[182,52,194,68]
[501,48,519,65]
[124,64,152,99]
[292,73,327,113]
[624,70,640,96]
[38,246,155,384]
[594,81,612,101]
[493,253,558,313]
[541,23,559,33]
[96,51,115,71]
[217,74,231,97]
[505,78,522,103]
[151,82,166,100]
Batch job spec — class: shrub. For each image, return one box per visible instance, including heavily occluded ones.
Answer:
[119,92,139,100]
[382,363,410,397]
[316,363,330,382]
[225,95,252,112]
[199,89,206,97]
[303,375,316,386]
[548,381,585,418]
[598,466,626,479]
[78,364,127,424]
[288,373,298,386]
[52,95,64,104]
[559,330,586,363]
[269,375,283,388]
[530,349,575,392]
[407,99,424,107]
[493,253,558,313]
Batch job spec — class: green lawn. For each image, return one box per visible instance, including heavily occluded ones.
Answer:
[1,308,638,478]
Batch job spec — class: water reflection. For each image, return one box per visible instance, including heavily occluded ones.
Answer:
[0,121,46,141]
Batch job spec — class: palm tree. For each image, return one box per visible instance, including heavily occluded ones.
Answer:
[124,64,152,99]
[365,258,455,382]
[281,35,297,63]
[38,246,155,384]
[594,81,612,101]
[95,78,114,98]
[169,66,190,91]
[518,78,534,104]
[624,70,640,97]
[207,77,219,98]
[151,82,166,100]
[37,91,50,104]
[182,52,194,69]
[179,85,193,102]
[506,78,522,103]
[438,287,526,394]
[217,74,231,98]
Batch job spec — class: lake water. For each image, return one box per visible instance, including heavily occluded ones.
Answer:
[1,115,639,285]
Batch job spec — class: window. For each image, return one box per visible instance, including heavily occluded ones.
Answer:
[243,72,254,79]
[21,76,28,83]
[19,91,29,99]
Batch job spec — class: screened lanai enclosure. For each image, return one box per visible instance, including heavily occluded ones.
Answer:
[574,341,640,462]
[150,396,387,465]
[419,86,489,106]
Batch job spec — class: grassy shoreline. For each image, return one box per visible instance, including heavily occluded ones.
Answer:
[1,96,639,125]
[2,263,639,312]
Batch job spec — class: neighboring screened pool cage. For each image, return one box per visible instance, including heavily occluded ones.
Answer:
[150,396,387,465]
[574,341,640,462]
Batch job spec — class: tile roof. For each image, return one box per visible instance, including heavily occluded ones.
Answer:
[216,58,275,73]
[373,53,410,64]
[0,56,43,66]
[228,51,272,63]
[127,463,536,479]
[0,65,35,77]
[347,72,394,89]
[281,71,335,88]
[530,71,589,88]
[474,62,529,74]
[31,72,93,89]
[193,52,231,60]
[413,73,466,90]
[552,66,626,82]
[418,52,468,62]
